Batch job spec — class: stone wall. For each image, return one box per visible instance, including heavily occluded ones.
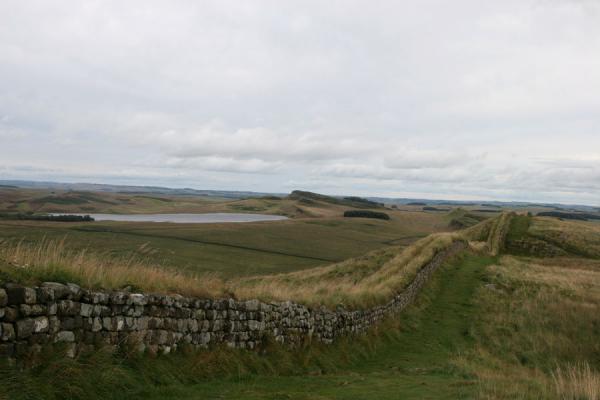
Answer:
[0,240,466,359]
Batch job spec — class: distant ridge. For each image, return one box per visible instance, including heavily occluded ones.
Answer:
[1,179,597,210]
[0,180,285,200]
[288,190,384,209]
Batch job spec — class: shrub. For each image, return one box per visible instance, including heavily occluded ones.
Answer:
[343,210,390,220]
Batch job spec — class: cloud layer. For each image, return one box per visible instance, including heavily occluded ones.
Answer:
[1,0,599,204]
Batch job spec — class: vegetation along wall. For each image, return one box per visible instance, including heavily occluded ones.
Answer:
[0,241,466,359]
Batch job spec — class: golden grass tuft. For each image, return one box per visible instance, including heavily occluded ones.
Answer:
[460,254,600,399]
[553,363,600,400]
[0,214,500,307]
[0,230,466,308]
[486,212,513,256]
[529,217,600,257]
[0,238,226,298]
[232,232,464,308]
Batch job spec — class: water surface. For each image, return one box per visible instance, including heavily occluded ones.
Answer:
[57,213,288,224]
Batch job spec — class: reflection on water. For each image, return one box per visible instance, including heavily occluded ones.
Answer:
[55,213,288,224]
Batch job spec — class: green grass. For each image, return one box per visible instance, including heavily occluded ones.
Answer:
[456,255,600,398]
[0,254,493,400]
[3,232,599,399]
[0,211,446,277]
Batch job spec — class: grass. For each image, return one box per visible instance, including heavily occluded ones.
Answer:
[0,231,464,309]
[0,253,492,400]
[233,232,465,308]
[528,217,600,258]
[0,238,225,298]
[485,212,513,256]
[2,214,600,399]
[3,212,600,399]
[0,209,448,278]
[455,255,600,399]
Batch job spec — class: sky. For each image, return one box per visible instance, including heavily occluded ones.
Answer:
[1,1,599,205]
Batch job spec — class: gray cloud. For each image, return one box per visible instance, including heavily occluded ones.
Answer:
[1,0,599,204]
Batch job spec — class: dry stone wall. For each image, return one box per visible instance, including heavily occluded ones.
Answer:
[0,241,466,359]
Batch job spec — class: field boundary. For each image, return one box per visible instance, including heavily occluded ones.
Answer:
[0,240,467,359]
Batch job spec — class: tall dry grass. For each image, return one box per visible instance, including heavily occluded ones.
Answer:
[232,232,465,308]
[460,255,600,399]
[0,238,225,298]
[553,363,600,400]
[0,231,466,308]
[486,212,513,256]
[529,217,600,258]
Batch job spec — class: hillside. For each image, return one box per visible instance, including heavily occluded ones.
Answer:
[1,214,599,399]
[288,190,384,209]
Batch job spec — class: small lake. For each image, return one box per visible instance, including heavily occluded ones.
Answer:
[56,213,288,224]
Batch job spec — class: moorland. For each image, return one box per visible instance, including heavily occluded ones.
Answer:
[0,184,599,399]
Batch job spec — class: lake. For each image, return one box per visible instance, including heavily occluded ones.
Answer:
[57,213,288,224]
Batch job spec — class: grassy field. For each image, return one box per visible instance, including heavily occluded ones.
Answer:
[233,232,464,307]
[1,201,600,399]
[505,214,600,258]
[0,227,464,308]
[0,253,492,400]
[0,208,449,278]
[5,246,598,399]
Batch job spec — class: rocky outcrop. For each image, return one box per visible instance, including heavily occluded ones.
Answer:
[0,241,466,359]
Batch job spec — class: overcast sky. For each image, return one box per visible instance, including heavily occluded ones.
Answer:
[1,1,599,204]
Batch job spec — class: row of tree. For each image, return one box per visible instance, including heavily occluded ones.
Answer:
[0,213,94,222]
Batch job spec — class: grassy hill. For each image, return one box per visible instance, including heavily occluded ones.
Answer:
[289,190,384,209]
[0,188,459,277]
[1,212,599,399]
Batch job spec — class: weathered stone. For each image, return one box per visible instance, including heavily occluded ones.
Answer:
[0,308,4,320]
[15,318,34,339]
[0,343,15,357]
[29,333,51,345]
[32,316,49,333]
[151,330,168,345]
[1,322,15,341]
[91,317,103,332]
[66,283,83,300]
[35,286,55,303]
[83,291,109,304]
[61,317,83,330]
[58,300,81,316]
[5,286,36,305]
[115,316,125,331]
[110,292,129,305]
[130,294,146,306]
[41,282,70,300]
[48,316,60,334]
[245,299,260,312]
[56,330,75,343]
[47,303,57,315]
[102,317,112,331]
[0,289,7,307]
[80,303,94,317]
[247,320,262,331]
[20,303,45,317]
[137,316,149,330]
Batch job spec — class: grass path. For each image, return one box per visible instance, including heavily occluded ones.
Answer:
[147,255,493,400]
